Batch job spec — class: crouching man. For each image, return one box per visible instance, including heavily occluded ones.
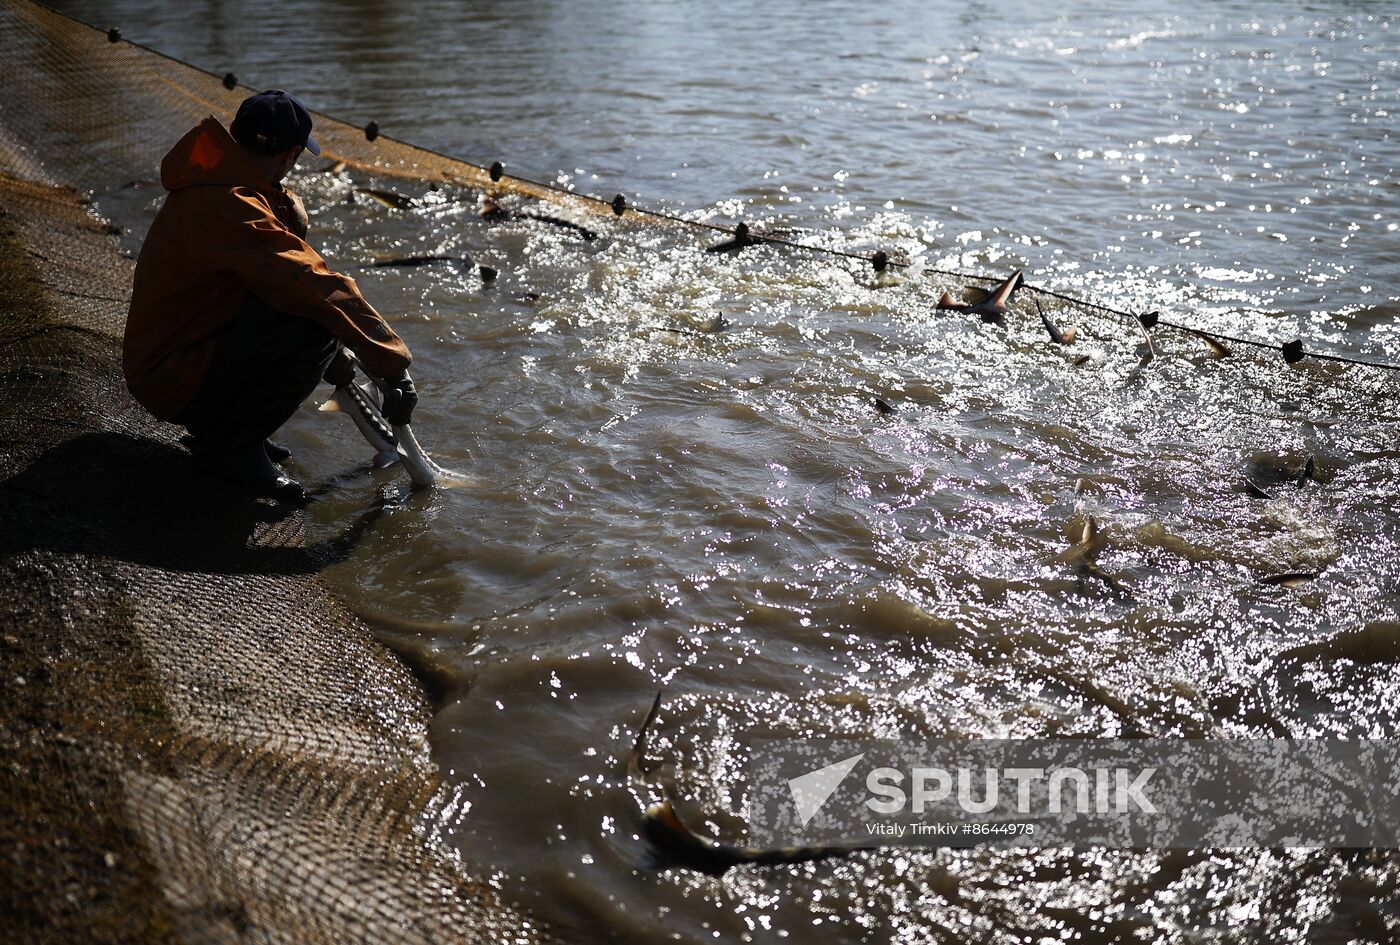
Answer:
[123,89,415,501]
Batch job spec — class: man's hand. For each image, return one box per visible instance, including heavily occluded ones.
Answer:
[323,348,355,387]
[381,373,418,426]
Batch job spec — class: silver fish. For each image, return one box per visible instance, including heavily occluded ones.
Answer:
[367,371,473,490]
[390,418,471,489]
[322,368,471,490]
[319,381,400,469]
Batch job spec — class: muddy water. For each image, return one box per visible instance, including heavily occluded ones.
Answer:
[58,0,1400,940]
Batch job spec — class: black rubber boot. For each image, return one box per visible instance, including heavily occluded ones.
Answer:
[192,441,306,502]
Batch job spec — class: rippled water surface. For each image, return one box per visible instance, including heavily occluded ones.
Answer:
[56,0,1400,940]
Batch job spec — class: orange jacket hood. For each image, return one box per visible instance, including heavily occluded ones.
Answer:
[124,118,411,421]
[160,117,275,193]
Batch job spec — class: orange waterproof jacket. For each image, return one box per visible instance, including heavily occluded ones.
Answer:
[123,117,410,420]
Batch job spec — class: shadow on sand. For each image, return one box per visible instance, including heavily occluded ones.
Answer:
[0,431,383,575]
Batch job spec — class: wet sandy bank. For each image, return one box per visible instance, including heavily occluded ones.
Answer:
[0,169,552,944]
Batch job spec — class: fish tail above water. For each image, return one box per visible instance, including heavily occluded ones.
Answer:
[1054,513,1101,562]
[1035,299,1077,345]
[391,421,474,489]
[1191,329,1232,358]
[937,270,1024,320]
[983,269,1024,311]
[1134,312,1157,361]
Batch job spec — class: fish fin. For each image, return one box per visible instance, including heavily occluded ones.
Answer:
[429,471,476,489]
[989,269,1024,308]
[1038,306,1073,344]
[356,380,384,410]
[648,800,692,838]
[1056,514,1104,564]
[356,188,414,210]
[633,690,665,759]
[1244,478,1273,500]
[1135,319,1156,360]
[372,450,401,469]
[1196,331,1232,358]
[936,291,963,311]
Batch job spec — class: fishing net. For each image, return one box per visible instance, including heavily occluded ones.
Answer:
[0,3,558,942]
[5,0,1393,372]
[0,171,555,945]
[0,0,670,227]
[3,2,1398,943]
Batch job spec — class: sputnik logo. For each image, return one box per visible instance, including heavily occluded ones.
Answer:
[787,752,865,826]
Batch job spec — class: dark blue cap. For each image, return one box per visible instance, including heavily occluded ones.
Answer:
[230,89,321,156]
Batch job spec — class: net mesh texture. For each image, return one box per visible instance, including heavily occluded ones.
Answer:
[0,2,562,942]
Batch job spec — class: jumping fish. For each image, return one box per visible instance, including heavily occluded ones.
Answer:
[477,194,598,240]
[1296,454,1315,486]
[1191,330,1231,359]
[874,397,896,416]
[937,270,1024,323]
[629,692,876,876]
[355,187,416,210]
[1035,299,1077,345]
